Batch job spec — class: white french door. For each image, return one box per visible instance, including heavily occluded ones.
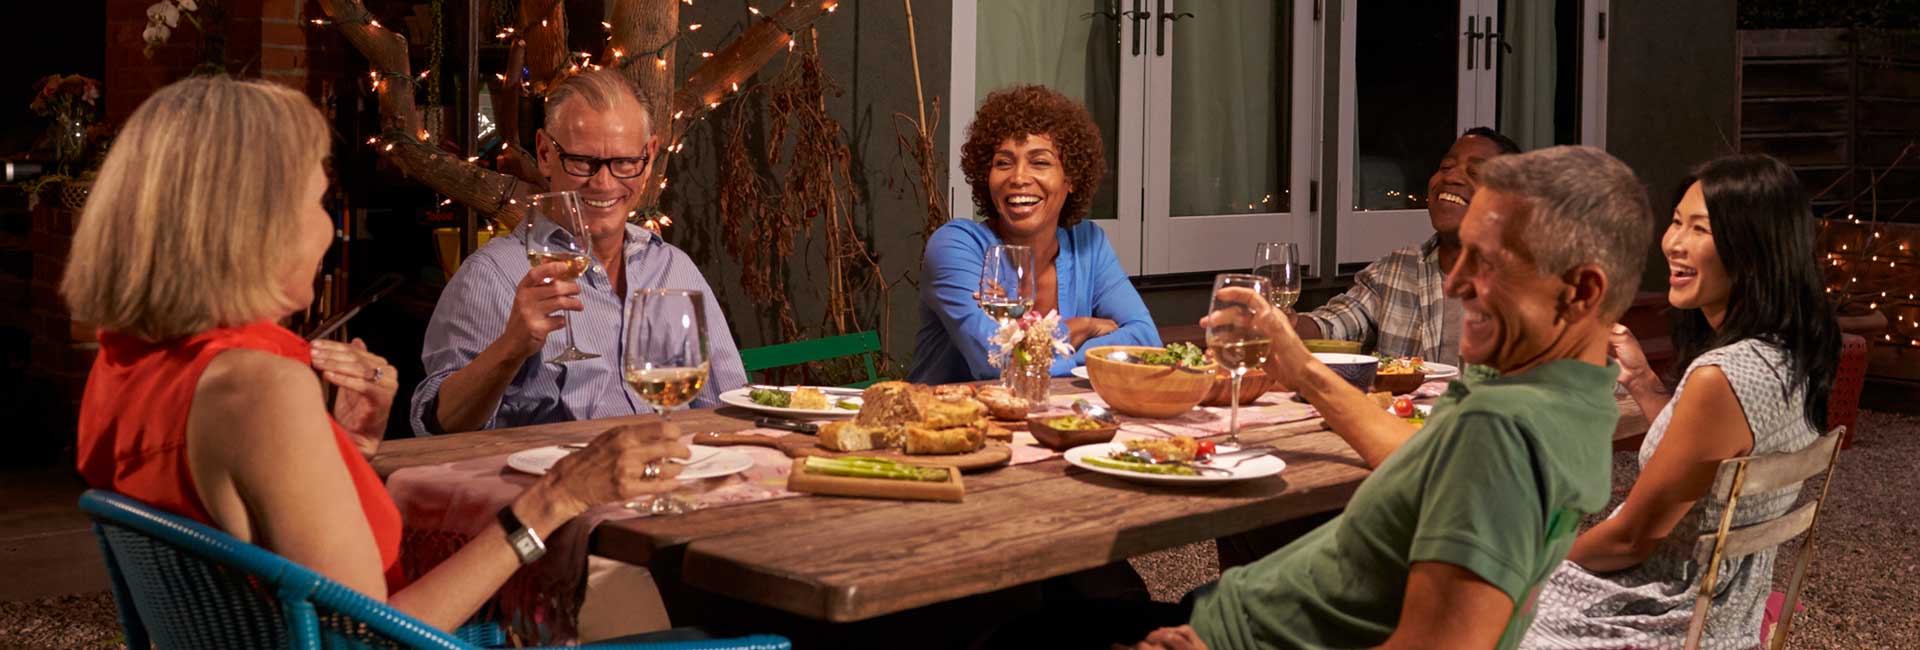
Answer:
[950,0,1318,277]
[952,0,1608,277]
[1334,0,1610,270]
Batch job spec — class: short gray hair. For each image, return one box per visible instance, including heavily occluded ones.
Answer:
[1472,145,1652,320]
[543,69,650,134]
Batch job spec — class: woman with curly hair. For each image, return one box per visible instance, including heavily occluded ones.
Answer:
[910,85,1160,382]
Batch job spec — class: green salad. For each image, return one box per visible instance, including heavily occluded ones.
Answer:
[1133,342,1207,368]
[749,388,791,407]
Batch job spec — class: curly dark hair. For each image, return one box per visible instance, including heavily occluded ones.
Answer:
[961,85,1105,229]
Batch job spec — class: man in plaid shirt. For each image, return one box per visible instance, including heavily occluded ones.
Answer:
[1295,127,1521,365]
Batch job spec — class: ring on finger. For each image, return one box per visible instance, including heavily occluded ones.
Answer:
[369,366,385,382]
[641,462,662,480]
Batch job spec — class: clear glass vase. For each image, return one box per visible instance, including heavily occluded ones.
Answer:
[1001,361,1050,407]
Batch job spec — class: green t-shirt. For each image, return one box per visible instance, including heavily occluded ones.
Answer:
[1190,359,1618,650]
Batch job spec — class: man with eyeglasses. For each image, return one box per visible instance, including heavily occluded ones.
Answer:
[410,69,748,436]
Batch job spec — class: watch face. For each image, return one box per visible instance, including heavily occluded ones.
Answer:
[509,530,545,562]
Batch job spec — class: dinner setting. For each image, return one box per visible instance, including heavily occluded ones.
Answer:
[13,2,1909,650]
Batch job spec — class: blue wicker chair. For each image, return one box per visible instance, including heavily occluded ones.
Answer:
[80,490,789,650]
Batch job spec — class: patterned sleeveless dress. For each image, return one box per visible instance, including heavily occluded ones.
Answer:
[1520,339,1818,650]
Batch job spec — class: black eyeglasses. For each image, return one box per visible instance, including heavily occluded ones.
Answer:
[548,137,651,179]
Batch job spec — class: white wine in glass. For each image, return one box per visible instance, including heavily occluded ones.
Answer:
[523,190,598,363]
[1252,241,1302,312]
[621,288,712,515]
[979,244,1036,323]
[1206,273,1274,448]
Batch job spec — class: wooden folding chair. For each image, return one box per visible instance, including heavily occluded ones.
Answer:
[1683,426,1846,650]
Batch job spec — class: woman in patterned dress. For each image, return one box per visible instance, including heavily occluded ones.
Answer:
[1519,154,1840,649]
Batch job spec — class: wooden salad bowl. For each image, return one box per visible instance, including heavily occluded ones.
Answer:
[1084,345,1216,419]
[1201,368,1274,406]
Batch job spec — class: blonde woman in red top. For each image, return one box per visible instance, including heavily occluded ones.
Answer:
[64,76,686,633]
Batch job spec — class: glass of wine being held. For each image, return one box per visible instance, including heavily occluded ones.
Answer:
[1252,241,1302,312]
[621,288,711,514]
[1206,273,1274,448]
[523,190,598,363]
[979,244,1036,322]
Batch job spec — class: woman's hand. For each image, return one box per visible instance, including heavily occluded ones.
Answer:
[1134,626,1208,650]
[528,422,691,523]
[312,338,397,454]
[1067,317,1119,347]
[1608,324,1662,394]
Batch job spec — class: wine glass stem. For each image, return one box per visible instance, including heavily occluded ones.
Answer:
[562,309,581,351]
[1228,372,1243,446]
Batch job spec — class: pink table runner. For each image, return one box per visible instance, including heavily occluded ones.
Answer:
[385,432,802,645]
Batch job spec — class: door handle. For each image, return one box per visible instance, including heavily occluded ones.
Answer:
[1484,16,1497,69]
[1122,0,1152,56]
[1464,14,1481,70]
[1155,0,1193,57]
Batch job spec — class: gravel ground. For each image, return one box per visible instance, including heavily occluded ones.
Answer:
[5,412,1915,649]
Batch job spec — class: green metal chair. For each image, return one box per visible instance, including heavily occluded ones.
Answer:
[739,331,881,389]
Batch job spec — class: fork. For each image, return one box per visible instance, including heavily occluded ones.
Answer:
[1205,445,1280,469]
[560,442,710,465]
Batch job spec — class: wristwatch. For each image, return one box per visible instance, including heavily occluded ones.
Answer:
[497,505,547,565]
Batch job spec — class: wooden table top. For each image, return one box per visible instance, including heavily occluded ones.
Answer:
[373,378,1648,623]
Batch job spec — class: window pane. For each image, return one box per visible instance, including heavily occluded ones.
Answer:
[1353,0,1460,211]
[974,0,1121,221]
[1168,1,1291,216]
[1496,0,1584,149]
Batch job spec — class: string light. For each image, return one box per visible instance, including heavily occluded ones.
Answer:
[309,18,332,26]
[748,6,761,16]
[701,51,713,58]
[688,23,702,31]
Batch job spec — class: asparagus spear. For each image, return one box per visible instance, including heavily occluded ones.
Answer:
[803,455,951,482]
[1084,457,1200,476]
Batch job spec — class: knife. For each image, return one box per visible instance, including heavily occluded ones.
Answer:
[755,417,820,435]
[693,432,817,457]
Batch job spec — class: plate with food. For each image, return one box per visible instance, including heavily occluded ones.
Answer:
[1420,362,1460,381]
[1385,395,1434,424]
[506,444,752,480]
[718,385,864,419]
[1062,436,1286,486]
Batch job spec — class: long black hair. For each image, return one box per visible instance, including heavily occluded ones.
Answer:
[1667,154,1840,430]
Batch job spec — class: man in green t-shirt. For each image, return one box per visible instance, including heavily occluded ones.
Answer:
[1139,146,1653,650]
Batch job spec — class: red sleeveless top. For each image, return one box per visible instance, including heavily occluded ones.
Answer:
[76,321,405,588]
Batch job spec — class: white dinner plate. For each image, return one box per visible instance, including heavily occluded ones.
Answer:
[506,444,752,480]
[1062,442,1287,486]
[717,386,862,419]
[1421,362,1460,381]
[1070,366,1090,379]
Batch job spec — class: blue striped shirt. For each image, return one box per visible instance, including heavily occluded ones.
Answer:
[409,221,747,436]
[909,219,1161,383]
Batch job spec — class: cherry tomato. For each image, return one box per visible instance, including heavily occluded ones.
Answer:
[1393,396,1415,418]
[1196,440,1217,458]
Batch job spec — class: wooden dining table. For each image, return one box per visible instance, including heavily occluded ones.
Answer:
[372,378,1650,625]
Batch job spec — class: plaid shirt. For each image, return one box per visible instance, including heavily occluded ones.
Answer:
[1304,235,1460,365]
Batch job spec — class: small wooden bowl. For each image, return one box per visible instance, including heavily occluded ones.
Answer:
[1304,339,1364,354]
[1027,415,1120,450]
[1372,370,1428,395]
[1084,345,1217,419]
[1201,368,1273,406]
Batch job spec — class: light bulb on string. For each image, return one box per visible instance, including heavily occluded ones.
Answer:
[688,23,702,31]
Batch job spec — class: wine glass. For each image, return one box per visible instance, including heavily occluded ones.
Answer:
[1206,273,1273,448]
[978,244,1036,322]
[522,190,598,363]
[621,288,711,514]
[1252,242,1302,312]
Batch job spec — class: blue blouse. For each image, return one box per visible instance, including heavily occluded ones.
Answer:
[909,219,1161,383]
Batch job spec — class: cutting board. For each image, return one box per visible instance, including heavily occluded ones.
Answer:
[692,433,1013,473]
[785,458,965,502]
